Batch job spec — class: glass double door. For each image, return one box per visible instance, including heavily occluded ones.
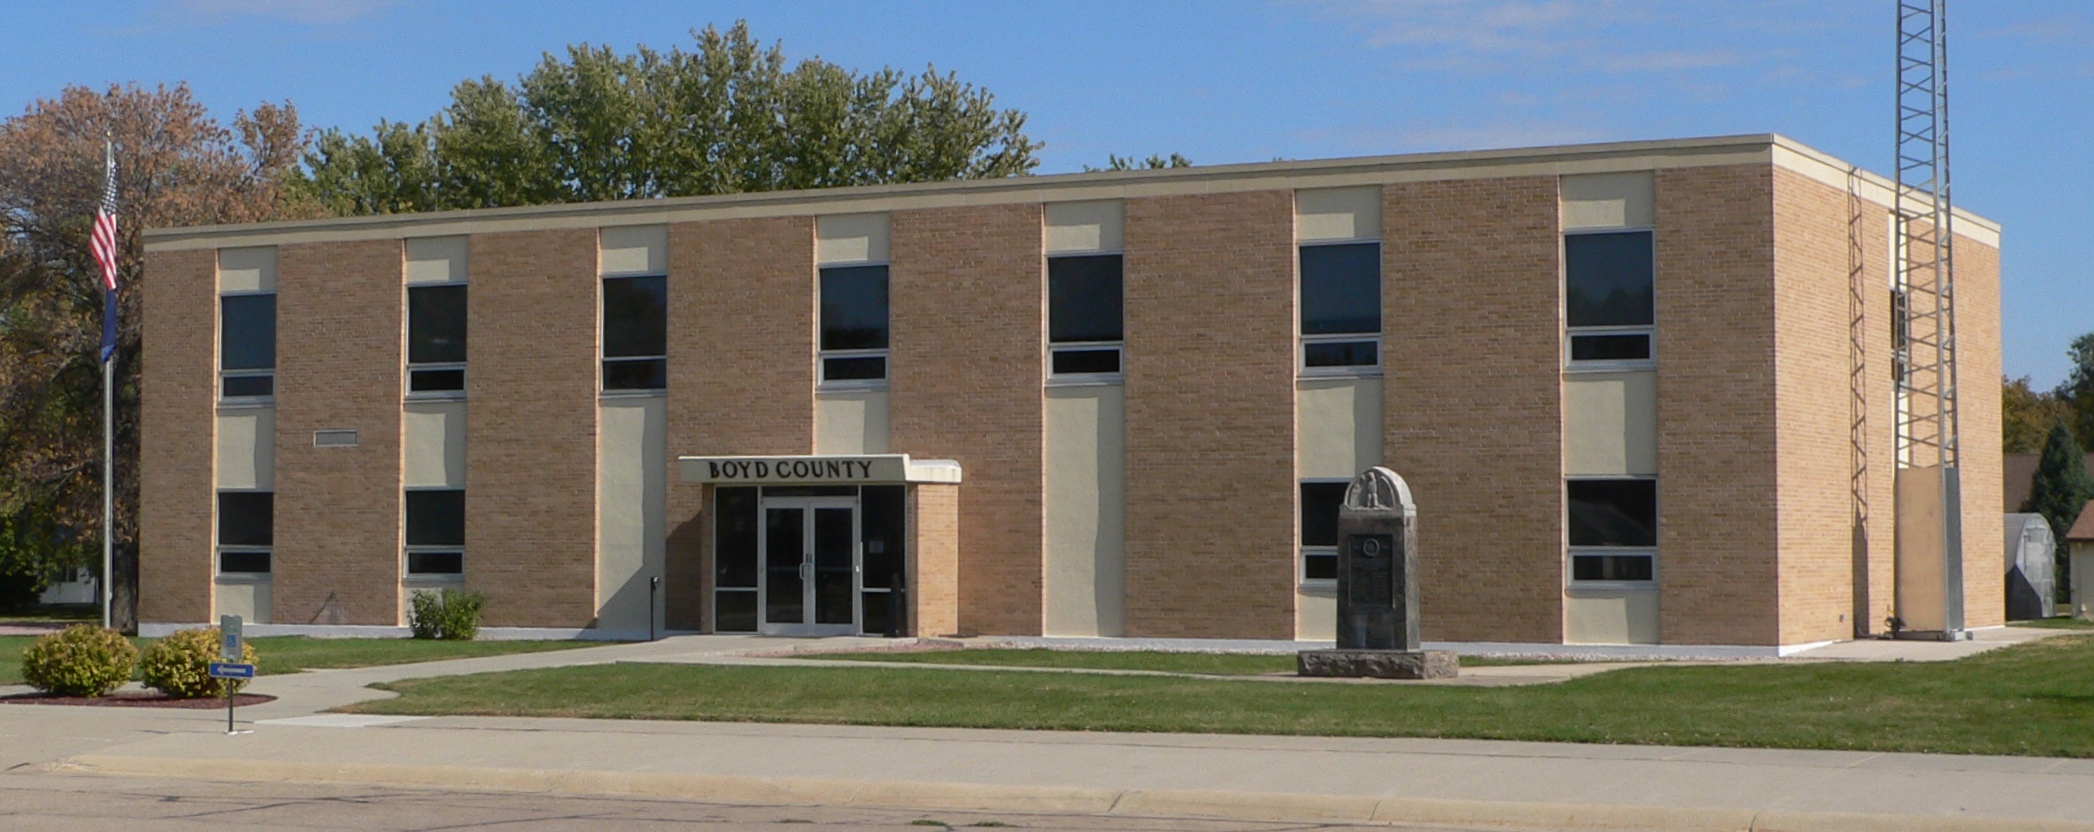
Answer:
[760,497,860,636]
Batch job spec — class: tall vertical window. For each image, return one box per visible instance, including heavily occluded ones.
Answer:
[216,491,273,574]
[1299,242,1381,372]
[1566,478,1656,584]
[1048,254,1124,378]
[220,293,277,399]
[1299,480,1347,585]
[1564,230,1654,365]
[819,264,889,385]
[404,488,465,576]
[602,274,667,390]
[407,284,467,395]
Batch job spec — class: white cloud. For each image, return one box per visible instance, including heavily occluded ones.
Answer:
[169,0,402,25]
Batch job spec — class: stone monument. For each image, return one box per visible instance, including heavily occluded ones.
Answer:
[1297,466,1458,679]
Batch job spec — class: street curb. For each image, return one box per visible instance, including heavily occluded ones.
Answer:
[54,753,2094,832]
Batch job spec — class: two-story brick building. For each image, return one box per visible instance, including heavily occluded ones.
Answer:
[139,134,2004,652]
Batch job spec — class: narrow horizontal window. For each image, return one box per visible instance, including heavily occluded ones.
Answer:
[406,551,464,575]
[405,489,466,547]
[1303,552,1338,581]
[1565,231,1653,328]
[1048,255,1123,343]
[407,284,468,365]
[221,374,273,398]
[1568,333,1651,362]
[408,367,465,393]
[218,550,271,574]
[217,492,274,547]
[1567,479,1657,548]
[821,355,887,382]
[1572,553,1654,582]
[1304,339,1379,368]
[1050,347,1121,376]
[603,357,667,391]
[1300,242,1381,335]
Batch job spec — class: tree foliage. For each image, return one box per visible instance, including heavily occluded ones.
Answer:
[0,83,314,629]
[1086,152,1192,172]
[2022,421,2094,546]
[2004,375,2072,454]
[298,22,1041,214]
[2059,330,2094,452]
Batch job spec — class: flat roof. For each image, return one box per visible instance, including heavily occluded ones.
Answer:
[143,133,2000,251]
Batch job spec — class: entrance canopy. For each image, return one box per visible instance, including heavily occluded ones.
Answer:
[678,453,962,485]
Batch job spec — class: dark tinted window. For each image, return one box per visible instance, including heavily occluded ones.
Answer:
[715,590,758,632]
[861,486,906,588]
[1048,255,1123,343]
[821,355,886,381]
[1565,231,1653,327]
[1300,482,1348,547]
[222,375,273,398]
[1051,348,1120,375]
[408,284,468,364]
[1304,341,1378,367]
[1567,479,1657,547]
[715,487,759,588]
[1573,554,1655,582]
[603,358,667,390]
[603,275,667,358]
[1569,334,1651,361]
[217,492,273,546]
[1304,552,1338,581]
[407,551,463,575]
[405,489,466,547]
[409,368,466,392]
[820,265,889,350]
[221,294,277,370]
[1300,242,1380,335]
[219,551,271,573]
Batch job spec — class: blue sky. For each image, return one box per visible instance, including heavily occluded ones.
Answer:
[7,0,2089,386]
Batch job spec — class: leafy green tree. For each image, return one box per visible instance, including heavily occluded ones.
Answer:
[1086,153,1192,172]
[2022,421,2094,549]
[2004,375,2072,454]
[2058,330,2094,452]
[299,22,1041,214]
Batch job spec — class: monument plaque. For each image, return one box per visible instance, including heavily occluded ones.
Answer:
[1298,466,1458,679]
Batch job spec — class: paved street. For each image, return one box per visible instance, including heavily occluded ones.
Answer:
[0,773,1525,832]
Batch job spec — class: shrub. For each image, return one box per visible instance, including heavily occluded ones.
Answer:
[20,625,137,696]
[408,588,485,640]
[140,627,257,698]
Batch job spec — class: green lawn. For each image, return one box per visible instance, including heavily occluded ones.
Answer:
[2012,618,2094,630]
[349,633,2094,758]
[804,648,1564,675]
[1,634,594,687]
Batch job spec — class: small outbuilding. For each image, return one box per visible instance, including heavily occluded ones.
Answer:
[2004,513,2055,621]
[2069,501,2094,620]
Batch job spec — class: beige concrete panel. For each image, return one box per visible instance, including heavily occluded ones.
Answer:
[1565,588,1659,644]
[213,580,271,625]
[599,225,667,275]
[1296,587,1335,641]
[403,401,466,488]
[814,390,891,455]
[1563,371,1657,476]
[404,236,468,284]
[214,408,275,490]
[1295,186,1382,242]
[597,396,667,633]
[1297,378,1384,479]
[1561,172,1655,230]
[1044,201,1124,254]
[217,246,277,293]
[816,213,890,264]
[1043,385,1127,637]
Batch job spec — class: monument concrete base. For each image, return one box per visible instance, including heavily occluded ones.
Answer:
[1296,649,1459,680]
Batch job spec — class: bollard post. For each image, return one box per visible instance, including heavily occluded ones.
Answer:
[649,576,660,642]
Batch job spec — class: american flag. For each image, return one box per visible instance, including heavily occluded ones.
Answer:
[92,140,118,363]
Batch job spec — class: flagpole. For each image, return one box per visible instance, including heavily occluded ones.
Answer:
[102,346,113,630]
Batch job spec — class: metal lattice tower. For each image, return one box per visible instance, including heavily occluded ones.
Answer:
[1893,0,1958,472]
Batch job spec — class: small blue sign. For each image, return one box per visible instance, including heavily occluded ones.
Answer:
[207,662,256,680]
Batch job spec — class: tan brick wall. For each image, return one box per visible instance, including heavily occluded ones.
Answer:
[1657,164,1781,645]
[140,249,219,623]
[271,240,404,625]
[663,217,816,630]
[1771,168,1893,644]
[910,482,961,636]
[1958,235,2005,629]
[889,204,1045,636]
[466,229,599,627]
[1382,176,1564,643]
[1123,191,1296,638]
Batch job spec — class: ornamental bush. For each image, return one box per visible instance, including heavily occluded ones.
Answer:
[20,625,137,697]
[408,588,485,640]
[140,627,257,698]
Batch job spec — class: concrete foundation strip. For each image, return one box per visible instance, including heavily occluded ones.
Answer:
[50,753,2094,832]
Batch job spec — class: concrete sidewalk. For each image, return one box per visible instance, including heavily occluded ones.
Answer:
[8,630,2094,831]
